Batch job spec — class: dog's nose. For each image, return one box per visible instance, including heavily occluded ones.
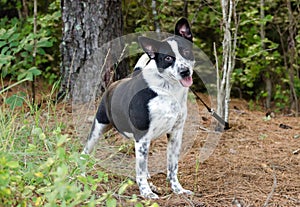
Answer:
[180,68,190,78]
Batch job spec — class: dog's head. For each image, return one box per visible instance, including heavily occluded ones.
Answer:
[138,18,194,87]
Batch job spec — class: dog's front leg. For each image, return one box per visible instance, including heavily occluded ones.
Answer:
[167,131,193,195]
[135,140,158,199]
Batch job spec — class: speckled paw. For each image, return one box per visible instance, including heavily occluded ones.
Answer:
[141,191,159,199]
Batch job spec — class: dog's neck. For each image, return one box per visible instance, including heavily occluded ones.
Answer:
[142,61,179,88]
[141,60,188,103]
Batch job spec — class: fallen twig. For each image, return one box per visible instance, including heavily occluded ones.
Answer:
[263,165,277,207]
[293,148,300,155]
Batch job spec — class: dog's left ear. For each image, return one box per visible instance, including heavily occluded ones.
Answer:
[138,36,160,59]
[174,17,193,42]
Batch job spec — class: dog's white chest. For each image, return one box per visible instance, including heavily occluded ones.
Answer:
[147,88,187,138]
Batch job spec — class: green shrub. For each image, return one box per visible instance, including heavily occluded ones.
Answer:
[0,0,61,84]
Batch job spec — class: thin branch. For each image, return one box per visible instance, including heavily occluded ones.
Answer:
[214,42,222,116]
[0,78,30,94]
[152,0,160,34]
[263,165,277,207]
[32,0,37,105]
[100,48,112,91]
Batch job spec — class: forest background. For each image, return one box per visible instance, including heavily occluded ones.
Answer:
[0,0,299,206]
[1,0,299,111]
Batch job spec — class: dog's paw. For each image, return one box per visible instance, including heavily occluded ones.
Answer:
[177,188,194,195]
[141,191,159,199]
[170,182,193,195]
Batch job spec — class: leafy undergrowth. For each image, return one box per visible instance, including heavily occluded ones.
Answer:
[0,80,158,207]
[1,79,299,206]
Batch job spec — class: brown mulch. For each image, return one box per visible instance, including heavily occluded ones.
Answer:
[1,79,299,206]
[148,98,299,207]
[119,98,300,206]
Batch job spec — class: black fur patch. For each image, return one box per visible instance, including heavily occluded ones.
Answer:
[129,88,157,131]
[155,42,176,71]
[96,99,110,124]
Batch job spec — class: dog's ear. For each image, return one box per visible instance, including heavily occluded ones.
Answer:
[138,36,160,59]
[174,17,193,42]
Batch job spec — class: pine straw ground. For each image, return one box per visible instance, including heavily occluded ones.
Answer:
[87,95,300,207]
[144,98,300,207]
[2,80,299,206]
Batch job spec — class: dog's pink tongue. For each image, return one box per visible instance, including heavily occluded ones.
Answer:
[180,76,193,87]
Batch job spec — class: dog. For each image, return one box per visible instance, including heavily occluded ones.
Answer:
[82,17,195,199]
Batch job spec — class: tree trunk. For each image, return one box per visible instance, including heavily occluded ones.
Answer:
[260,0,272,109]
[151,0,160,34]
[286,0,299,116]
[217,0,238,126]
[59,0,127,103]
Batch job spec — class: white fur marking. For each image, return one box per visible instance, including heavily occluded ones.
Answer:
[134,53,150,70]
[83,119,110,154]
[123,132,134,139]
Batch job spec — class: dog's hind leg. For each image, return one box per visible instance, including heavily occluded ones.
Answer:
[82,119,111,154]
[167,132,193,195]
[82,100,112,154]
[135,140,159,199]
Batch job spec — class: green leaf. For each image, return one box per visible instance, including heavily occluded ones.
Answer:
[118,179,134,195]
[0,54,13,65]
[37,37,53,48]
[56,134,68,147]
[31,127,43,136]
[24,44,33,52]
[0,40,7,48]
[1,46,10,54]
[0,25,16,40]
[6,161,19,169]
[118,183,128,195]
[37,47,46,55]
[20,51,29,58]
[9,41,19,48]
[1,188,11,195]
[134,203,144,207]
[149,203,160,207]
[5,94,25,109]
[17,71,27,81]
[8,33,20,43]
[17,67,41,81]
[106,197,117,207]
[28,67,42,76]
[0,28,7,39]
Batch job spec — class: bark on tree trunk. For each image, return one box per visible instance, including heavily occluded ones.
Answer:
[59,0,127,103]
[151,0,160,34]
[286,0,299,116]
[217,0,238,125]
[260,0,272,109]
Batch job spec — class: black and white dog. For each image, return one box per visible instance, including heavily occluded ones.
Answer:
[82,18,194,199]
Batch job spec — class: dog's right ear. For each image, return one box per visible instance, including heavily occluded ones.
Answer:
[138,36,160,59]
[175,17,193,42]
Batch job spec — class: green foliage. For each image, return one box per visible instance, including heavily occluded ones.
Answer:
[233,7,280,94]
[5,91,26,109]
[274,85,290,110]
[295,76,300,97]
[0,124,100,206]
[124,0,299,110]
[0,93,159,206]
[1,0,298,111]
[0,0,61,84]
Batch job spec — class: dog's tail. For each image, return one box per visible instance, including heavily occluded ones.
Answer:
[132,54,150,76]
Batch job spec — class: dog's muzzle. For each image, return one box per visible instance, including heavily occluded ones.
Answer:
[179,67,193,87]
[180,68,191,78]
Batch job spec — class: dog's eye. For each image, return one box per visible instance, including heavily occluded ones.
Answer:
[164,56,173,62]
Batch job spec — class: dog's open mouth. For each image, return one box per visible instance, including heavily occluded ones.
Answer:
[179,76,193,87]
